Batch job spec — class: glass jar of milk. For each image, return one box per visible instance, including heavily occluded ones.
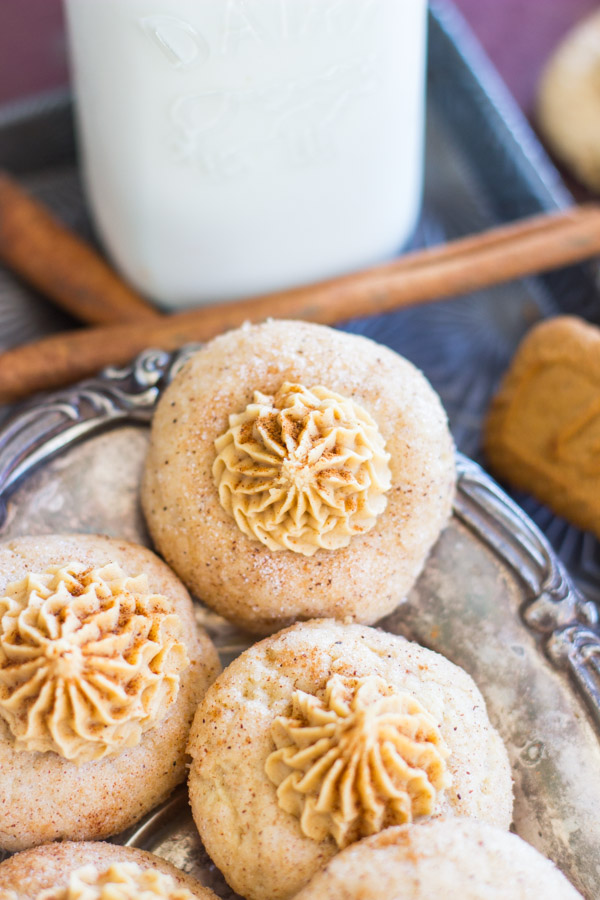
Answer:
[64,0,428,309]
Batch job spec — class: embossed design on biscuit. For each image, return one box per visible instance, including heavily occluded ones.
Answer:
[38,862,195,900]
[484,317,600,539]
[265,674,451,848]
[0,562,189,763]
[491,361,600,477]
[551,384,600,476]
[213,382,391,556]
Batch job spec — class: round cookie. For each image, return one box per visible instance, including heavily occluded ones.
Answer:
[292,820,582,900]
[537,10,600,192]
[187,620,512,900]
[142,320,455,633]
[0,534,220,852]
[0,841,218,899]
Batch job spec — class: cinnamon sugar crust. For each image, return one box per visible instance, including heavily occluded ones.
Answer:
[292,820,582,899]
[0,534,220,852]
[0,841,217,900]
[142,320,456,633]
[187,620,513,900]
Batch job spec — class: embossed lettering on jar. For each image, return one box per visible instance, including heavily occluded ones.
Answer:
[64,0,428,307]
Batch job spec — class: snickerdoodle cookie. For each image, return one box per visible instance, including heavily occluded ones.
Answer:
[0,840,218,900]
[0,534,220,852]
[292,820,582,900]
[142,320,455,633]
[537,11,600,193]
[187,620,512,900]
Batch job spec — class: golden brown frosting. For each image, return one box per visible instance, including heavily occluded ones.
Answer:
[265,674,451,848]
[37,862,195,900]
[0,562,189,763]
[213,382,392,555]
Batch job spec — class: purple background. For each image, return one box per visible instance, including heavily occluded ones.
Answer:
[0,0,599,115]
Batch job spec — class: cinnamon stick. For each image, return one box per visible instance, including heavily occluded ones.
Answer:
[0,171,160,326]
[1,205,600,404]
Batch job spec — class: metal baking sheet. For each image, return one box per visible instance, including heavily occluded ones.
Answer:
[0,349,599,899]
[0,2,599,896]
[0,2,598,606]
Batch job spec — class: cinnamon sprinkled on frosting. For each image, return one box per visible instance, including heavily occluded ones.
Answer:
[213,383,391,556]
[37,862,196,900]
[0,562,188,763]
[265,674,451,848]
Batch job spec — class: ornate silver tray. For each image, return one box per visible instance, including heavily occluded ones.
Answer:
[0,347,599,899]
[2,1,600,612]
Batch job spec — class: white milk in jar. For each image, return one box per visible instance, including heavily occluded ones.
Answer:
[64,0,428,308]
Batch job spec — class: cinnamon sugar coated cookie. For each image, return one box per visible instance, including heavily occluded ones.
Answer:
[0,841,218,900]
[142,320,455,632]
[292,820,582,900]
[484,316,600,537]
[187,620,512,900]
[0,534,220,851]
[537,11,600,192]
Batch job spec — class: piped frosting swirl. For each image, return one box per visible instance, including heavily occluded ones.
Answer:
[37,862,196,900]
[265,674,451,848]
[213,382,392,556]
[0,562,188,763]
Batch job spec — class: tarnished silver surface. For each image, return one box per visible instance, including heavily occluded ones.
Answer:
[0,350,599,897]
[2,4,600,607]
[0,344,201,518]
[0,3,599,893]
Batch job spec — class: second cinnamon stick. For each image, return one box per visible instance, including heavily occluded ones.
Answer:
[0,171,160,326]
[1,205,600,404]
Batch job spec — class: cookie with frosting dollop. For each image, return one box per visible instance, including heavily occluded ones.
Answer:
[0,534,220,852]
[0,841,217,900]
[142,320,455,632]
[187,620,512,900]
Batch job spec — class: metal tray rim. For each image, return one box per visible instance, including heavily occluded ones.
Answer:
[0,344,598,726]
[0,345,599,898]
